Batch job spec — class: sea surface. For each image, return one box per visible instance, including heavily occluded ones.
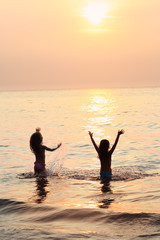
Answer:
[0,88,160,240]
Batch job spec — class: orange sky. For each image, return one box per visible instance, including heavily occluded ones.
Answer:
[0,0,160,90]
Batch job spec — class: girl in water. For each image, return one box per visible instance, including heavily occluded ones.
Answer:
[30,128,62,175]
[88,129,124,180]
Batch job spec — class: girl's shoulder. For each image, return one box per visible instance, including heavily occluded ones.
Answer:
[108,150,112,155]
[40,145,46,150]
[42,145,50,150]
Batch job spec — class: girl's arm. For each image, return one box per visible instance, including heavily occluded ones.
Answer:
[88,131,99,153]
[110,129,124,154]
[43,143,62,152]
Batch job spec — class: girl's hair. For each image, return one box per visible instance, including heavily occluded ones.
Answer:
[30,128,43,154]
[98,139,110,158]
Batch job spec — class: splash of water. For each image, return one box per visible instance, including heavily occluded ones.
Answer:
[46,144,67,176]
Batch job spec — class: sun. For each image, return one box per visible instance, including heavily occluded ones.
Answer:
[83,2,109,24]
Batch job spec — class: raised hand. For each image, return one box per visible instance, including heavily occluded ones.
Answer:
[88,131,93,137]
[57,143,62,148]
[118,129,125,135]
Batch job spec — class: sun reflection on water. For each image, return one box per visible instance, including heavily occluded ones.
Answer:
[82,89,118,138]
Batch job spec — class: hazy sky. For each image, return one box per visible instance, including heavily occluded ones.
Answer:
[0,0,160,90]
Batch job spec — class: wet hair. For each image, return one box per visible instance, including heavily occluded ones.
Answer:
[30,128,43,154]
[98,139,110,158]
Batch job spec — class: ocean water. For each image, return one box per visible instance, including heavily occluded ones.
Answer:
[0,88,160,240]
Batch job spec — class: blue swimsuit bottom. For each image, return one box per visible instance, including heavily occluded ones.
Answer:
[100,172,112,179]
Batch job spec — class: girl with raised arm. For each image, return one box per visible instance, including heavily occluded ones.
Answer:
[30,128,62,175]
[88,129,124,180]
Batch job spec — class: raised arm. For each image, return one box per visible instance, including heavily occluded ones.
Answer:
[110,129,124,154]
[88,131,99,153]
[44,143,62,152]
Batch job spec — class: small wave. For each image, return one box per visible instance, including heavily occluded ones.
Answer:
[0,198,55,215]
[17,172,35,179]
[18,166,157,181]
[138,233,160,238]
[59,168,99,181]
[30,210,160,226]
[59,166,156,181]
[0,198,29,215]
[104,212,160,225]
[1,198,160,226]
[17,170,60,179]
[112,166,155,181]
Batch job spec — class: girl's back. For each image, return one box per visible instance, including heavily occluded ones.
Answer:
[34,145,45,163]
[99,151,112,173]
[98,139,111,173]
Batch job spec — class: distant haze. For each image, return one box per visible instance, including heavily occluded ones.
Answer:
[0,0,160,90]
